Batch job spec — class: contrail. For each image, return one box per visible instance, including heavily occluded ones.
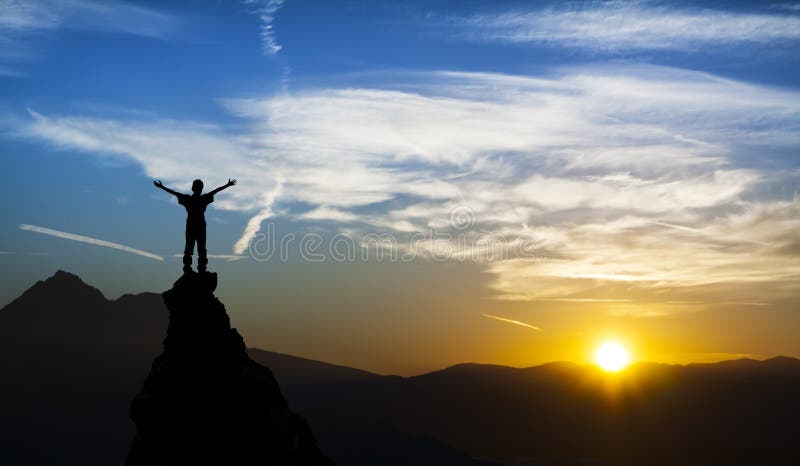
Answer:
[172,253,247,262]
[651,221,769,246]
[542,298,632,302]
[650,220,705,233]
[482,313,541,331]
[19,224,163,261]
[0,251,47,256]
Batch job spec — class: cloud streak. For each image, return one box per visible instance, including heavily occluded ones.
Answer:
[172,254,247,262]
[243,0,284,55]
[0,0,176,38]
[233,182,282,255]
[0,0,176,69]
[482,313,542,332]
[20,224,163,261]
[0,250,47,256]
[452,2,800,51]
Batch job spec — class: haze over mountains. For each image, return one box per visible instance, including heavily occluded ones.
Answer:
[1,271,798,466]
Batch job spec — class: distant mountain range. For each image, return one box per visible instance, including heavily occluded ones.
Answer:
[1,270,798,466]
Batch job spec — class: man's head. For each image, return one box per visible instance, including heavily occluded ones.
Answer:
[191,179,203,195]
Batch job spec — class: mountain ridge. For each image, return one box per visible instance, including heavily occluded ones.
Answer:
[3,269,799,376]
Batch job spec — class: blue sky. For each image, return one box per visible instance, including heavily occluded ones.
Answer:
[1,0,799,373]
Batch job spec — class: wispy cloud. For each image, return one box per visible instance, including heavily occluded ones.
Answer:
[451,2,800,51]
[0,0,176,38]
[0,250,47,256]
[0,0,176,66]
[243,0,284,55]
[19,224,163,261]
[482,313,542,332]
[0,0,60,32]
[542,298,633,303]
[233,182,283,254]
[15,65,800,308]
[299,206,360,223]
[172,253,247,262]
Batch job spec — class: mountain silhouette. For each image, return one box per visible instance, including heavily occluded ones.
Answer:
[0,270,166,346]
[1,271,799,466]
[0,271,166,466]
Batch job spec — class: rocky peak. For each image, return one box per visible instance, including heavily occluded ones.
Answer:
[126,271,335,466]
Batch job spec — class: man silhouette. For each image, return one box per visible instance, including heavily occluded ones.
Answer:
[154,178,237,272]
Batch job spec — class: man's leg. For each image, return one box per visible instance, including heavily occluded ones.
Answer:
[197,226,208,272]
[183,227,196,272]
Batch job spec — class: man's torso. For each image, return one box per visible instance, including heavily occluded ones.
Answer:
[178,193,214,225]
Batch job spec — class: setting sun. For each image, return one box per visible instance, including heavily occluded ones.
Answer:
[595,342,631,372]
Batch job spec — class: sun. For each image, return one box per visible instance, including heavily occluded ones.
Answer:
[595,341,630,372]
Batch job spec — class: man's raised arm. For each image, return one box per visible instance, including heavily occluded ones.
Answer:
[209,178,237,196]
[153,180,181,197]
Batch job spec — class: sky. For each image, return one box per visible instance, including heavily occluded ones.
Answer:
[1,0,799,375]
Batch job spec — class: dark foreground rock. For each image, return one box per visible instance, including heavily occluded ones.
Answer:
[126,272,335,466]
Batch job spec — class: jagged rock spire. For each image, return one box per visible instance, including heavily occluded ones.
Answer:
[126,272,335,466]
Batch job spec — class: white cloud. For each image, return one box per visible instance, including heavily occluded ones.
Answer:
[243,0,284,55]
[23,108,266,206]
[299,206,360,222]
[513,170,759,212]
[0,0,176,37]
[452,2,800,51]
[0,0,60,32]
[16,65,800,305]
[0,0,176,65]
[20,224,163,261]
[233,183,283,255]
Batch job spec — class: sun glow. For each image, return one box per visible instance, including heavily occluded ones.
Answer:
[595,341,630,372]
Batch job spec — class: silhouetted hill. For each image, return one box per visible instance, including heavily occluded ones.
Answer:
[762,355,800,372]
[0,270,166,346]
[0,271,166,466]
[248,348,397,387]
[311,359,800,466]
[1,271,798,465]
